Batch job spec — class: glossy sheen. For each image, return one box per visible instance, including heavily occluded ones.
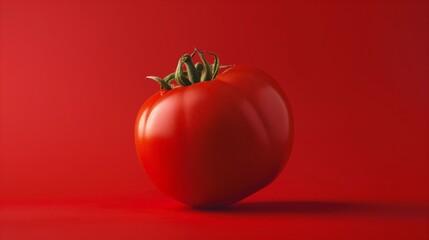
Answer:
[135,66,293,208]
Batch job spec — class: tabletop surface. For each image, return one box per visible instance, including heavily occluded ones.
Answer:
[1,196,428,240]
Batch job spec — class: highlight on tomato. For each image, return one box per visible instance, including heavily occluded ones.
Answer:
[135,48,293,208]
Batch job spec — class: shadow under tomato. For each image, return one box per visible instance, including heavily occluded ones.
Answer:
[192,200,429,218]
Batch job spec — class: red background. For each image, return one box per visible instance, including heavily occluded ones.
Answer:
[1,0,428,239]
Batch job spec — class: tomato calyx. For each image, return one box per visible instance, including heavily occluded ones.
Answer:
[147,48,234,90]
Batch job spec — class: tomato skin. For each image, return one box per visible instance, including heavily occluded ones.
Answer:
[135,66,293,208]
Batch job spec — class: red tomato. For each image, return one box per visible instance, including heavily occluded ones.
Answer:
[135,56,293,208]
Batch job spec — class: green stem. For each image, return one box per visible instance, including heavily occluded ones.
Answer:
[194,62,203,81]
[163,73,176,83]
[147,76,173,90]
[181,54,198,83]
[174,58,192,86]
[147,49,229,90]
[206,51,219,79]
[195,48,212,81]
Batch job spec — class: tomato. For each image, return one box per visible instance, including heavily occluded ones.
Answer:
[135,50,293,208]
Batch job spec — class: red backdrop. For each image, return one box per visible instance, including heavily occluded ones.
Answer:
[1,0,428,239]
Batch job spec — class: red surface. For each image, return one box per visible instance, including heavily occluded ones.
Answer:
[1,0,428,239]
